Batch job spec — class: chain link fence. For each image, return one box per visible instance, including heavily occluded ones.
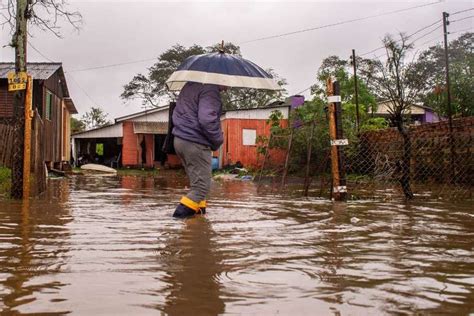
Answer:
[343,117,472,200]
[260,108,472,201]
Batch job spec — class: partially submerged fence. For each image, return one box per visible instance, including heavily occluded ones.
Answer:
[0,123,14,167]
[343,117,473,200]
[0,109,47,196]
[260,107,472,201]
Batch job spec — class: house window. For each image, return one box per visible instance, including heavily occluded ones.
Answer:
[45,90,53,120]
[242,129,256,146]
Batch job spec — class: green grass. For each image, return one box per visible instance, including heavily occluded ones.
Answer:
[0,167,11,196]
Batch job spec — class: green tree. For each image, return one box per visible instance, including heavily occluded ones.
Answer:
[311,56,376,111]
[81,107,111,130]
[121,43,287,110]
[358,33,418,199]
[70,116,85,134]
[412,32,473,116]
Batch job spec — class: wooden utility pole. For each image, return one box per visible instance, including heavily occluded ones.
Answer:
[327,78,347,201]
[11,0,29,199]
[23,75,33,199]
[351,49,360,133]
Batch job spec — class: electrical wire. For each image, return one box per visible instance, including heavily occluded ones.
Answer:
[67,73,101,108]
[28,41,55,62]
[359,19,442,56]
[450,15,474,23]
[238,1,443,45]
[66,58,157,73]
[51,1,443,74]
[450,8,474,16]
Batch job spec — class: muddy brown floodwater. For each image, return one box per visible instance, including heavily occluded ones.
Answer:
[0,173,473,315]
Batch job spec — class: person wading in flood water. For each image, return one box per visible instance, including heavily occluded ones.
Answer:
[171,82,226,218]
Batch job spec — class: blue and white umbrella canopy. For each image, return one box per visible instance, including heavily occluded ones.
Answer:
[166,52,282,91]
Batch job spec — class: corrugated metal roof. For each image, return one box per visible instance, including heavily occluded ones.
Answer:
[115,105,169,122]
[72,123,123,139]
[0,62,75,112]
[133,121,168,134]
[0,62,62,80]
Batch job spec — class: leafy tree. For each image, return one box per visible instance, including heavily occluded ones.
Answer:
[358,33,417,199]
[121,43,287,110]
[70,116,85,134]
[311,56,376,114]
[412,32,473,116]
[81,107,111,130]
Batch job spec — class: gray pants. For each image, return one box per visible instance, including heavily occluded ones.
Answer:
[174,136,212,203]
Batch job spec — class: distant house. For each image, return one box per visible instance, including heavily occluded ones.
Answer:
[373,101,442,124]
[71,95,304,169]
[0,62,78,169]
[71,106,180,169]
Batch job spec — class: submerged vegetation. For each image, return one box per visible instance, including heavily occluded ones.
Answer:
[0,167,11,197]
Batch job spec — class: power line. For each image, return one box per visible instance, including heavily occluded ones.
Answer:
[359,19,442,56]
[411,24,444,44]
[450,15,474,23]
[450,7,474,16]
[67,73,101,108]
[66,58,157,73]
[59,2,443,73]
[239,0,443,45]
[296,86,312,95]
[28,41,55,62]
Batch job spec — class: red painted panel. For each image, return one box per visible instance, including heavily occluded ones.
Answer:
[122,121,138,166]
[222,118,288,168]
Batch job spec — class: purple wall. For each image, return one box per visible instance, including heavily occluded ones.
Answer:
[290,95,305,109]
[425,110,441,123]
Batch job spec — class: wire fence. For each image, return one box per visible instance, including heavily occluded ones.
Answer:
[0,108,47,198]
[342,117,472,200]
[260,110,472,201]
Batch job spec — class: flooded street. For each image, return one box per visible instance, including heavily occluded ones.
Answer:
[0,174,473,315]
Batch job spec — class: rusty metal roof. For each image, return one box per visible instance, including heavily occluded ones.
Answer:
[0,62,76,113]
[0,62,62,80]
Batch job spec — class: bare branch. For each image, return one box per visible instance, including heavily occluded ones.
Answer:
[1,0,81,38]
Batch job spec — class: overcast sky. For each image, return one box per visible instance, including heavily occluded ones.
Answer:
[1,0,472,118]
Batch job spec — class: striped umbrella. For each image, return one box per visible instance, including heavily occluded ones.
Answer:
[166,51,281,91]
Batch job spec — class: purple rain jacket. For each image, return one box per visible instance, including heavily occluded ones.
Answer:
[172,82,224,151]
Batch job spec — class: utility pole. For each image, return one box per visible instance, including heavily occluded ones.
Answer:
[327,78,347,201]
[442,11,456,183]
[442,12,454,130]
[11,0,29,199]
[351,49,360,133]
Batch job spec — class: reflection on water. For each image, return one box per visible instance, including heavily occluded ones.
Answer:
[0,173,473,315]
